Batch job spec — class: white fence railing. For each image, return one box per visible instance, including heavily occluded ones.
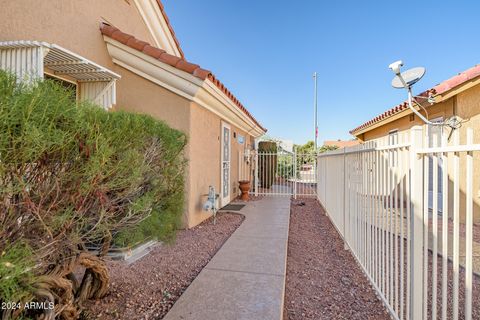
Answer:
[317,125,479,320]
[239,150,317,197]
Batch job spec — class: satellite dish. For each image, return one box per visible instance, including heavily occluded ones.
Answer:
[391,67,426,88]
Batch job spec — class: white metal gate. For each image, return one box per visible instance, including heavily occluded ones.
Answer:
[239,150,317,197]
[317,125,480,320]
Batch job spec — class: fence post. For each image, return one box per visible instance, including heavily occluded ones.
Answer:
[293,150,297,199]
[409,125,424,320]
[323,152,327,206]
[254,150,259,197]
[343,148,348,250]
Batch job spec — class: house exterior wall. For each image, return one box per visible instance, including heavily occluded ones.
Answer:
[454,85,480,223]
[361,100,454,141]
[0,0,191,135]
[0,1,260,228]
[113,70,191,133]
[0,0,155,70]
[187,102,254,228]
[358,86,480,222]
[229,121,254,199]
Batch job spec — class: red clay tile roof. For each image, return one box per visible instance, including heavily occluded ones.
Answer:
[350,64,480,135]
[100,23,266,132]
[155,0,184,59]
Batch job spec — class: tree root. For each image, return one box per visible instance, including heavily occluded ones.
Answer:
[1,251,109,320]
[76,252,109,303]
[66,272,79,293]
[33,275,78,320]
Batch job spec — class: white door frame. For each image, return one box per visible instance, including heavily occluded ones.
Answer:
[220,122,231,207]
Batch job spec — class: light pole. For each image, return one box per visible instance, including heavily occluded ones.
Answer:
[313,72,318,153]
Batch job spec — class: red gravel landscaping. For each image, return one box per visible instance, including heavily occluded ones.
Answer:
[83,212,244,320]
[284,198,391,320]
[429,217,480,244]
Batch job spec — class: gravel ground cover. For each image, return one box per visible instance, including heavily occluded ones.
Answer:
[357,228,480,319]
[429,218,480,243]
[83,212,244,319]
[284,198,391,320]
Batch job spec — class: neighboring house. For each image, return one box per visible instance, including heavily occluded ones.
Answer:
[0,0,266,228]
[350,64,480,222]
[323,139,360,149]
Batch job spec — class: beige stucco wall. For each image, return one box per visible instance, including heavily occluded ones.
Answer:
[359,88,480,223]
[186,102,254,228]
[0,0,191,135]
[0,1,258,228]
[361,100,454,141]
[453,85,480,223]
[113,70,191,133]
[230,121,254,198]
[0,0,154,71]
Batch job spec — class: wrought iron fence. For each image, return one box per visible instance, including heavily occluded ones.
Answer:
[239,150,317,197]
[317,125,480,320]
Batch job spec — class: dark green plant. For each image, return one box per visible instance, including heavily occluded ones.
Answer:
[258,141,277,188]
[277,155,294,179]
[319,145,339,153]
[0,242,34,303]
[0,70,186,319]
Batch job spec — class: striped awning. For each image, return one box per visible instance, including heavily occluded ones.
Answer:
[0,41,120,109]
[0,40,120,82]
[0,40,120,81]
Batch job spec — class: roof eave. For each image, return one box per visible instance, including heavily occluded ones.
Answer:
[349,107,413,137]
[103,36,266,137]
[132,0,184,58]
[350,64,480,135]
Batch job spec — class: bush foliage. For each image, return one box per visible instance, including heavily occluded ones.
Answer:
[0,71,186,319]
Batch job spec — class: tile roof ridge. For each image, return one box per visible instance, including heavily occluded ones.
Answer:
[350,64,480,135]
[100,23,266,132]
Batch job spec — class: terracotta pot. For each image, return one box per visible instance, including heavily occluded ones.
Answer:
[238,180,251,201]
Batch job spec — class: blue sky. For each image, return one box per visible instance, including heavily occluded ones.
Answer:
[162,0,480,144]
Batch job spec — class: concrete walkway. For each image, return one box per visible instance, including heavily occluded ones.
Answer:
[163,196,290,320]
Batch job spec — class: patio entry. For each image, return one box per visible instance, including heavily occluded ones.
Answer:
[239,149,317,198]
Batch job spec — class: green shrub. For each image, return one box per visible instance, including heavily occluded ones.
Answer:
[0,242,34,303]
[0,70,187,318]
[277,155,294,179]
[258,141,277,188]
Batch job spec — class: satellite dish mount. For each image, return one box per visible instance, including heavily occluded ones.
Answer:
[388,60,436,125]
[388,60,462,135]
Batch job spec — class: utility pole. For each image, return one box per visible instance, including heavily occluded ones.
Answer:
[313,72,318,153]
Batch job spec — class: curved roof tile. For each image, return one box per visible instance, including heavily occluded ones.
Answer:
[100,23,266,132]
[350,64,480,135]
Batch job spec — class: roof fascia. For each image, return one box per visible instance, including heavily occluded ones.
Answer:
[132,0,183,58]
[104,37,266,137]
